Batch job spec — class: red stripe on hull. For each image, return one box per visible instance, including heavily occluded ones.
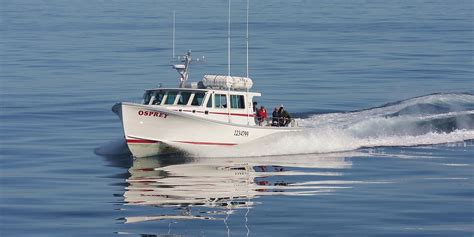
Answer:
[174,141,237,146]
[173,109,254,117]
[126,139,159,144]
[209,112,255,117]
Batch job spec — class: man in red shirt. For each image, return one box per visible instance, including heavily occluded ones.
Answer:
[257,106,268,126]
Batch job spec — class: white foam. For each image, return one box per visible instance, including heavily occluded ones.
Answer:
[441,163,470,167]
[185,94,474,157]
[186,128,474,158]
[95,138,131,156]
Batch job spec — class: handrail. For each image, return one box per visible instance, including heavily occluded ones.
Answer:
[257,117,298,128]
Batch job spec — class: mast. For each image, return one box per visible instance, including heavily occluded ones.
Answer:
[246,0,249,78]
[172,10,176,59]
[227,0,232,123]
[228,0,231,76]
[246,0,250,125]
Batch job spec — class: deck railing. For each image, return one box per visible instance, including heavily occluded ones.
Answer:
[257,117,298,128]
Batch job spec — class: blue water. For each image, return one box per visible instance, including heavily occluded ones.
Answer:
[1,0,473,236]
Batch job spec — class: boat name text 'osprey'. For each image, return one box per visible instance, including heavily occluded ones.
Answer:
[138,110,168,118]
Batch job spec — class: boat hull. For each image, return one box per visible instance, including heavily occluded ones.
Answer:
[113,102,300,157]
[124,139,179,158]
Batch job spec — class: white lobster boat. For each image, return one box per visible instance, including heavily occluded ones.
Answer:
[113,3,301,157]
[112,52,300,158]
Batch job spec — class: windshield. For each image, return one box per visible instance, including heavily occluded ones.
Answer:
[142,91,152,105]
[164,92,178,105]
[151,91,165,105]
[177,92,192,105]
[191,92,206,106]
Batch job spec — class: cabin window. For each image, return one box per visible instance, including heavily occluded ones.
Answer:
[230,95,245,109]
[191,92,206,106]
[177,92,192,105]
[142,91,152,105]
[206,94,213,108]
[151,91,165,105]
[214,94,227,108]
[164,92,177,105]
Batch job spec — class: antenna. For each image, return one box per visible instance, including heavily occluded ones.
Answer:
[246,0,249,78]
[172,10,176,59]
[245,0,251,125]
[228,0,231,76]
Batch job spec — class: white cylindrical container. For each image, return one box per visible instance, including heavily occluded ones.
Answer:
[202,75,253,90]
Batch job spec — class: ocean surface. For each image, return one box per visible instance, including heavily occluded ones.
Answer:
[1,0,473,236]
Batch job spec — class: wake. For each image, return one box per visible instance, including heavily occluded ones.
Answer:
[186,93,474,157]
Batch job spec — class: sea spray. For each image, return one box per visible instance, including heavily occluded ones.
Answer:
[95,138,131,156]
[185,93,474,157]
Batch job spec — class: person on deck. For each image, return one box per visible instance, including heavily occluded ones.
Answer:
[253,102,259,124]
[278,105,292,126]
[253,102,258,113]
[257,106,268,126]
[272,107,280,126]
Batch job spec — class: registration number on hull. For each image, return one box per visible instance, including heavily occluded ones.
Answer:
[234,130,249,137]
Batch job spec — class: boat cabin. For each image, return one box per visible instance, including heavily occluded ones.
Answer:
[138,51,282,126]
[142,87,261,125]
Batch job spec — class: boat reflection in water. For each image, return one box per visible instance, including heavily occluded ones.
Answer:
[122,152,360,224]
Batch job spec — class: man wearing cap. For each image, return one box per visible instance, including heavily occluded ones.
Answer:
[278,105,292,126]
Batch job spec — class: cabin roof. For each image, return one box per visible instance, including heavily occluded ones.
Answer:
[145,87,207,92]
[145,87,261,95]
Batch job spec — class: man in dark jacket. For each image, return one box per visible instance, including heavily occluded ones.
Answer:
[278,105,291,126]
[272,107,280,126]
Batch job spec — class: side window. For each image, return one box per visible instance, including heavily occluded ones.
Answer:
[191,92,206,106]
[164,92,177,105]
[214,94,227,108]
[206,94,213,108]
[142,91,152,105]
[230,95,245,109]
[177,92,192,105]
[152,91,164,105]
